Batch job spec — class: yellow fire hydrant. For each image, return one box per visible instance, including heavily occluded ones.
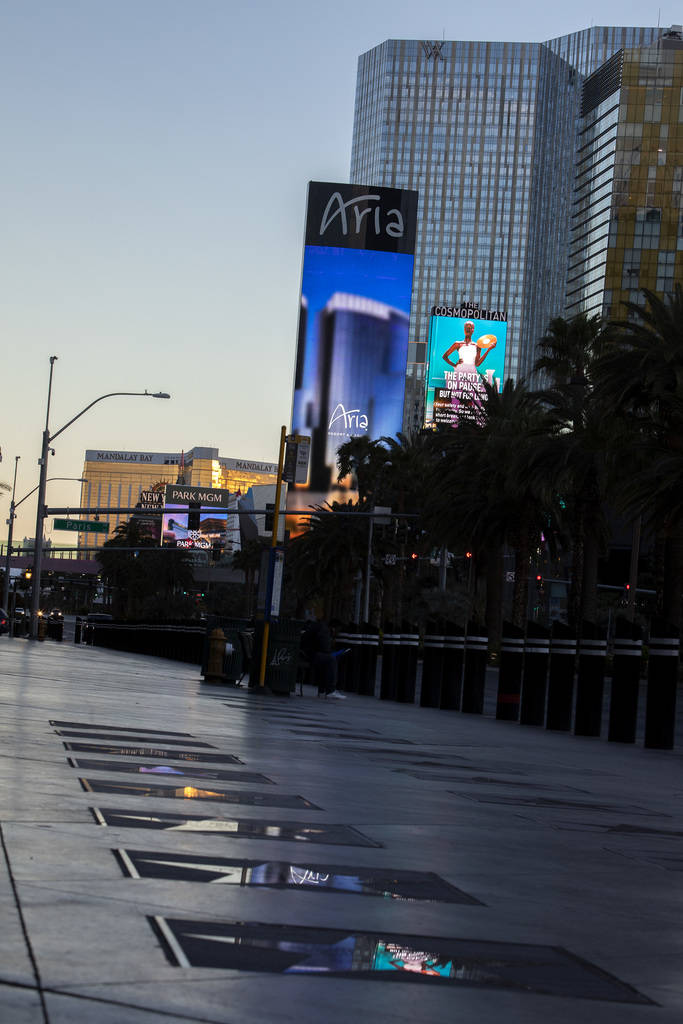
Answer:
[37,613,47,642]
[204,628,226,682]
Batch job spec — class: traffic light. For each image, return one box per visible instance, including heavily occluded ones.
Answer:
[410,552,418,561]
[264,503,275,532]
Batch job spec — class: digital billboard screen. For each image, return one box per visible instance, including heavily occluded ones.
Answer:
[289,182,418,513]
[160,486,240,554]
[424,304,507,429]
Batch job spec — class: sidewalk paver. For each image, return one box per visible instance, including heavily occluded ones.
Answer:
[1,637,681,1023]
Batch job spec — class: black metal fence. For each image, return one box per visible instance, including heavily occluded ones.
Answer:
[81,614,680,747]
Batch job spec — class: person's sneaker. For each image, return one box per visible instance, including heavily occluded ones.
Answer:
[327,690,347,699]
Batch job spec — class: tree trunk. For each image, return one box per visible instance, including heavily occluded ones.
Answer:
[580,529,600,625]
[511,531,532,628]
[568,502,586,631]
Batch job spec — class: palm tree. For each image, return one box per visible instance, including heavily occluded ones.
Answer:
[336,431,440,622]
[530,312,608,628]
[425,379,557,643]
[232,538,267,617]
[336,435,393,503]
[97,518,193,618]
[595,287,683,629]
[286,501,368,620]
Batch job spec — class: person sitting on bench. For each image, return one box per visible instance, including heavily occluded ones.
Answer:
[300,609,346,700]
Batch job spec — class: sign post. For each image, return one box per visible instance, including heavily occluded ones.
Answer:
[282,434,311,485]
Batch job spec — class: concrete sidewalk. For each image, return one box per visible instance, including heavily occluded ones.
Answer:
[0,637,681,1023]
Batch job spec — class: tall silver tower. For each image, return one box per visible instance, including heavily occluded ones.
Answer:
[350,27,659,431]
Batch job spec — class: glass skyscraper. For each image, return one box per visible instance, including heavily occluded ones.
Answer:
[350,26,662,431]
[567,31,683,321]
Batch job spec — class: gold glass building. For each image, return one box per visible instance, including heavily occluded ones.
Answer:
[78,447,277,549]
[566,30,683,319]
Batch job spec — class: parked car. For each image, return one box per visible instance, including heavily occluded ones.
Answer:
[0,608,9,634]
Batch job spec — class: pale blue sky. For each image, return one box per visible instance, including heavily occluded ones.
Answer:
[0,2,670,539]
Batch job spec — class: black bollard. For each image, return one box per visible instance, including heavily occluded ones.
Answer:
[440,622,465,710]
[608,617,643,744]
[74,617,82,644]
[420,619,445,708]
[644,620,679,750]
[360,622,380,697]
[461,621,488,714]
[354,623,369,694]
[334,625,351,691]
[546,621,576,731]
[397,621,419,703]
[380,622,400,700]
[574,622,607,737]
[496,621,524,721]
[345,623,361,694]
[519,622,550,726]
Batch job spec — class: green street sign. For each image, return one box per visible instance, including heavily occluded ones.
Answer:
[53,518,109,534]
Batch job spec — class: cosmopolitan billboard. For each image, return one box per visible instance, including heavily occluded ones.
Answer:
[289,181,418,510]
[424,304,508,428]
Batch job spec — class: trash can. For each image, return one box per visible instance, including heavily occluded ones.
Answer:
[265,619,304,695]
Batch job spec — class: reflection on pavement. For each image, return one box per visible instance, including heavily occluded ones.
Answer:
[91,807,380,846]
[115,850,480,902]
[150,918,654,1001]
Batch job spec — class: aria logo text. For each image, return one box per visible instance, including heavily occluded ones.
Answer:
[320,192,405,239]
[328,404,369,433]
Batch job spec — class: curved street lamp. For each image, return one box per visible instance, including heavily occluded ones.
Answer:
[2,472,86,614]
[30,357,170,636]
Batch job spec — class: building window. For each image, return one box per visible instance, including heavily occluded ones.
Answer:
[656,250,676,292]
[633,207,661,249]
[621,249,640,289]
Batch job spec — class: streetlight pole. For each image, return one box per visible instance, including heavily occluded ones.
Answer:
[2,455,20,612]
[362,461,392,624]
[363,513,375,624]
[4,475,87,618]
[29,357,170,636]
